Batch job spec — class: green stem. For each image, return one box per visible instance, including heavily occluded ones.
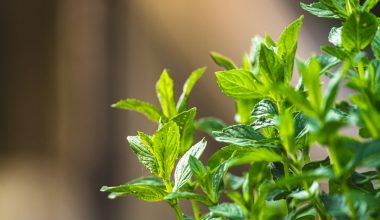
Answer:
[172,202,185,220]
[191,200,201,220]
[357,61,365,80]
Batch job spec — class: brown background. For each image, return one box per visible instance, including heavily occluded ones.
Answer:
[0,0,336,219]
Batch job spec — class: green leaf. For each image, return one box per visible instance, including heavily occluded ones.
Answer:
[209,203,246,220]
[262,200,288,220]
[165,191,212,206]
[212,124,265,146]
[321,45,352,61]
[302,57,322,111]
[342,11,378,51]
[277,16,303,83]
[138,131,154,154]
[210,51,237,70]
[156,69,177,118]
[152,121,180,181]
[251,99,278,119]
[112,99,162,122]
[259,43,284,84]
[173,139,207,191]
[328,27,342,47]
[176,67,206,112]
[189,155,207,179]
[194,117,226,136]
[277,85,316,117]
[170,107,197,154]
[235,99,256,124]
[241,53,252,71]
[362,0,379,11]
[300,2,339,19]
[320,0,347,18]
[127,136,158,175]
[100,176,166,201]
[211,162,228,201]
[349,139,380,169]
[215,69,262,99]
[346,0,359,15]
[279,110,296,155]
[208,145,281,169]
[322,69,343,117]
[371,29,380,59]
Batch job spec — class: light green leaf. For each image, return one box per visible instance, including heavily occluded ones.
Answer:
[176,67,206,112]
[211,162,229,202]
[235,99,256,124]
[173,139,207,191]
[251,99,278,119]
[215,69,262,99]
[170,107,197,154]
[328,27,342,47]
[300,2,339,18]
[127,136,158,175]
[241,53,252,71]
[152,121,180,181]
[277,16,303,83]
[346,0,359,15]
[362,0,379,11]
[213,124,265,146]
[100,176,166,201]
[276,85,316,117]
[279,110,296,155]
[112,99,162,122]
[210,51,237,70]
[342,11,378,51]
[156,69,177,118]
[321,45,352,61]
[262,200,288,219]
[194,117,226,136]
[138,131,154,154]
[371,29,380,59]
[302,57,322,111]
[210,203,246,220]
[259,43,284,84]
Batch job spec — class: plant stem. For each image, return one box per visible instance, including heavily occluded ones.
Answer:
[191,200,201,220]
[172,202,185,220]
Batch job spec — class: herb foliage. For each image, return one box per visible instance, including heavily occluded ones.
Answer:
[102,1,380,219]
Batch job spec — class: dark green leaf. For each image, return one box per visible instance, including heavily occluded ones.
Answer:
[342,11,377,51]
[251,117,276,130]
[156,69,177,118]
[215,69,262,99]
[321,45,352,61]
[213,124,265,146]
[127,136,158,175]
[209,203,246,220]
[176,67,206,112]
[211,162,228,202]
[194,117,226,136]
[173,139,207,191]
[100,176,166,201]
[300,2,339,19]
[210,51,237,70]
[320,0,347,18]
[251,99,278,119]
[165,191,212,206]
[371,29,380,59]
[112,99,162,122]
[259,43,284,84]
[189,155,207,179]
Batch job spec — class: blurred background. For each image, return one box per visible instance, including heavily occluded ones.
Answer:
[0,0,340,219]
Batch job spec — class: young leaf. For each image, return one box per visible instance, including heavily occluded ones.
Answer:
[100,176,166,201]
[170,107,197,154]
[176,67,206,112]
[156,69,177,118]
[277,16,303,83]
[173,139,207,191]
[363,0,379,11]
[279,110,296,155]
[189,155,207,179]
[321,45,352,61]
[259,43,284,84]
[212,124,265,146]
[371,29,380,59]
[194,117,226,136]
[302,57,322,111]
[341,11,377,51]
[210,51,237,70]
[300,2,339,19]
[127,136,158,175]
[328,27,342,47]
[165,191,212,206]
[235,99,256,124]
[209,203,246,220]
[211,162,229,202]
[112,99,162,122]
[215,69,262,99]
[319,0,347,18]
[152,121,180,181]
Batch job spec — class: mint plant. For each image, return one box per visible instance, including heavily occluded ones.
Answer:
[101,1,380,219]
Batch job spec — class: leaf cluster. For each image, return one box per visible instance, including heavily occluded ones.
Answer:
[102,1,380,219]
